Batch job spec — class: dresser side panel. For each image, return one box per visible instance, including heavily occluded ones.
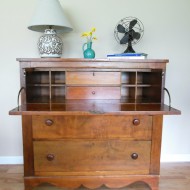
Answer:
[150,115,163,174]
[22,115,34,176]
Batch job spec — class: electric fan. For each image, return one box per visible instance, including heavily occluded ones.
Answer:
[114,17,144,53]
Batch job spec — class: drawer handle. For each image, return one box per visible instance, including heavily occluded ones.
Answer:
[47,154,55,161]
[92,91,96,95]
[133,119,140,126]
[45,119,54,126]
[131,153,138,160]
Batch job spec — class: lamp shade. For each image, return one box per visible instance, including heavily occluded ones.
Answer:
[28,0,73,33]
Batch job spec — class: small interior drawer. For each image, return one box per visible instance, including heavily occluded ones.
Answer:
[66,86,121,99]
[33,140,151,174]
[66,71,120,85]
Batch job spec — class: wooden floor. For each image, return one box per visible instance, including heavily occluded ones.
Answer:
[0,163,190,190]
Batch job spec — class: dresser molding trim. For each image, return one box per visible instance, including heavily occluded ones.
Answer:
[24,175,159,190]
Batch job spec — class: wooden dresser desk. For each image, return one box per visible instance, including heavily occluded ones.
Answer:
[9,58,181,190]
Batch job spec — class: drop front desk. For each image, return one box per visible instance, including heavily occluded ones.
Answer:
[9,58,181,190]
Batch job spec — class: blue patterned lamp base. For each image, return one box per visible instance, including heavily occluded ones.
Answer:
[38,29,63,58]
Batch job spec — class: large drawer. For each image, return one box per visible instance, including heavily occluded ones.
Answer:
[33,140,151,174]
[66,71,120,85]
[66,86,120,99]
[32,115,152,140]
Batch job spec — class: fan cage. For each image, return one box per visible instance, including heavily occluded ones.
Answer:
[114,16,144,46]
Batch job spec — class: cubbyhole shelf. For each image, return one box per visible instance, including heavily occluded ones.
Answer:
[121,70,163,103]
[25,70,66,103]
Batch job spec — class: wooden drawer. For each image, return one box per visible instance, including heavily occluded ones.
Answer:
[66,72,120,85]
[65,101,121,112]
[32,115,152,140]
[66,86,120,99]
[33,140,151,174]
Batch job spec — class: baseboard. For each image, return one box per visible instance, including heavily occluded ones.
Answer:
[0,156,23,164]
[161,154,190,162]
[0,155,190,164]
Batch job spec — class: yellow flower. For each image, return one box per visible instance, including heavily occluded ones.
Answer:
[81,27,97,42]
[91,27,96,33]
[81,32,90,37]
[89,31,93,36]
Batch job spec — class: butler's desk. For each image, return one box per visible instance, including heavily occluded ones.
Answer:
[9,58,181,190]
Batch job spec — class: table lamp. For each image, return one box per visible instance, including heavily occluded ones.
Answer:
[28,0,73,58]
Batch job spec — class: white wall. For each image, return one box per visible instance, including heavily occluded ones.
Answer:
[0,0,189,163]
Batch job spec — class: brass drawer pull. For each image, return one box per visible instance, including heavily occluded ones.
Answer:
[131,153,138,160]
[45,119,54,126]
[133,119,140,126]
[47,154,55,161]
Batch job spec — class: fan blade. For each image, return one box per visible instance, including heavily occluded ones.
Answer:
[128,29,141,40]
[117,24,126,33]
[133,31,141,40]
[120,34,129,44]
[129,19,137,30]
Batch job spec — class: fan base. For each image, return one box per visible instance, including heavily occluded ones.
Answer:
[124,45,135,53]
